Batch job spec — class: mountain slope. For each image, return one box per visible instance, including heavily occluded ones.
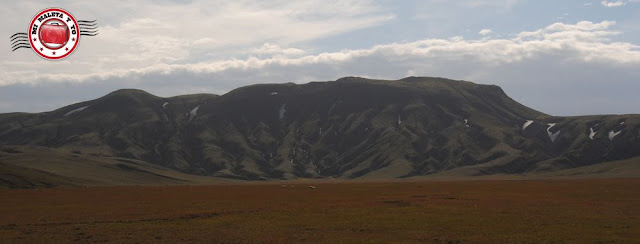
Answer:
[0,146,235,188]
[1,77,639,181]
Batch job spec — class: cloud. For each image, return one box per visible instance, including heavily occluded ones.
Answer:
[2,2,640,116]
[5,20,636,87]
[1,0,394,85]
[601,0,626,7]
[2,20,639,116]
[600,0,639,6]
[478,29,493,35]
[253,43,306,56]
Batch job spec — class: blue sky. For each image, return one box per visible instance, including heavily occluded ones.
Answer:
[2,0,639,115]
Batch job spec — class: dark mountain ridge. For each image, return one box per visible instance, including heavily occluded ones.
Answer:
[1,76,639,181]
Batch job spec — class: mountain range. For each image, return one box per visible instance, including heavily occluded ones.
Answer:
[1,76,639,187]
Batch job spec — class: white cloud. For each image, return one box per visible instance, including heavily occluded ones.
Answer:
[1,20,638,91]
[253,43,305,56]
[601,0,626,7]
[1,0,394,85]
[479,29,493,35]
[1,1,640,115]
[5,20,637,88]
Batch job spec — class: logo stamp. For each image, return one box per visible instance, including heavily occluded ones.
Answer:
[10,8,98,60]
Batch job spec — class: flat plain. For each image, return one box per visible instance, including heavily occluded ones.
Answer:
[1,179,639,243]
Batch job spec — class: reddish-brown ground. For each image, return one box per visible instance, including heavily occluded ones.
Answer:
[1,179,639,243]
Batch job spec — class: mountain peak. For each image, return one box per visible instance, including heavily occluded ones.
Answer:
[103,89,158,98]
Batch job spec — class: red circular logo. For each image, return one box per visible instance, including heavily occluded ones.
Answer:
[28,8,80,60]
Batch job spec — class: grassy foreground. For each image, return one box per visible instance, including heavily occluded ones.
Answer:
[1,179,639,243]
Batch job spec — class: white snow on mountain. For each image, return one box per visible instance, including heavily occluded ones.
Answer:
[64,106,89,117]
[279,104,287,119]
[328,103,337,117]
[523,120,534,130]
[609,130,622,140]
[187,105,200,123]
[547,123,560,142]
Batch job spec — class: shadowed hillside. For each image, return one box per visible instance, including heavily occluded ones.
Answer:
[1,77,639,183]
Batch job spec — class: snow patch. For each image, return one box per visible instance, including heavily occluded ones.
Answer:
[523,120,534,130]
[269,92,278,96]
[187,106,200,123]
[546,123,560,142]
[64,106,89,117]
[464,119,469,127]
[160,102,170,121]
[589,128,597,140]
[620,121,625,125]
[328,103,337,117]
[397,115,402,125]
[609,130,622,140]
[279,104,286,119]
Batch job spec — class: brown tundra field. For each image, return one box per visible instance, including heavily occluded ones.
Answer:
[1,179,639,243]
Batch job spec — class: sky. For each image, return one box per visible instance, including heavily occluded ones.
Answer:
[2,0,640,116]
